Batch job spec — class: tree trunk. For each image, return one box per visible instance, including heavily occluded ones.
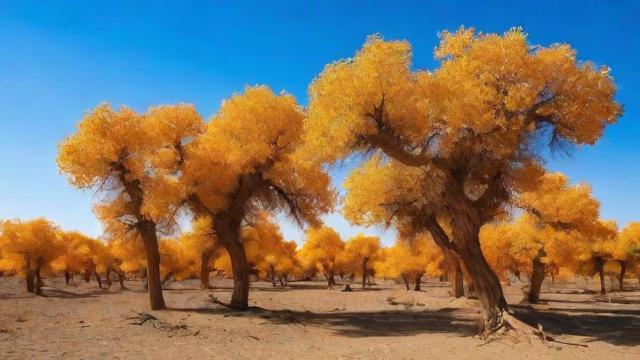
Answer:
[401,273,410,290]
[618,261,627,291]
[84,268,91,283]
[64,271,71,285]
[327,270,336,287]
[362,258,369,288]
[199,250,214,289]
[527,256,546,304]
[269,265,277,287]
[140,221,166,310]
[414,273,423,291]
[118,271,126,290]
[95,270,103,289]
[447,254,464,298]
[225,238,249,309]
[26,270,35,293]
[34,265,43,296]
[596,258,606,295]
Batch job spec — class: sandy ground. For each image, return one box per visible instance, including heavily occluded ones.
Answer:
[0,276,639,360]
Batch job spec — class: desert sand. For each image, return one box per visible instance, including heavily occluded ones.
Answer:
[1,276,639,359]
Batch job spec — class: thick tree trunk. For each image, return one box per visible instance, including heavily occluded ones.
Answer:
[140,221,166,310]
[448,201,509,332]
[527,256,546,304]
[225,238,249,309]
[200,250,214,289]
[64,271,71,285]
[84,268,91,283]
[362,258,369,288]
[618,261,627,291]
[414,273,423,291]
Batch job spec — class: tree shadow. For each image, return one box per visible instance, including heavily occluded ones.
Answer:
[512,305,640,346]
[171,305,479,338]
[41,287,116,299]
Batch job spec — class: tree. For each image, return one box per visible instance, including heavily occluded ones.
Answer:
[343,234,381,288]
[612,222,640,290]
[58,103,204,310]
[513,172,604,303]
[183,86,335,309]
[298,226,345,287]
[178,216,221,289]
[343,153,464,297]
[374,234,443,290]
[0,218,64,295]
[304,29,620,331]
[577,220,617,294]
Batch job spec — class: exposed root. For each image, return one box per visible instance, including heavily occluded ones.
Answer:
[481,312,587,347]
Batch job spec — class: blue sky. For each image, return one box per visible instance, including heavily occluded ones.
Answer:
[0,1,638,246]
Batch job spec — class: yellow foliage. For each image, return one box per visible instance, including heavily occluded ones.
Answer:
[298,226,345,275]
[0,218,65,276]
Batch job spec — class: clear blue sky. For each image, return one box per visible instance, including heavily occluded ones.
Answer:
[1,1,638,245]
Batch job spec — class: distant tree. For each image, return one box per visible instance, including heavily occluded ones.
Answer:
[0,218,64,295]
[613,223,640,290]
[343,234,381,288]
[298,226,345,287]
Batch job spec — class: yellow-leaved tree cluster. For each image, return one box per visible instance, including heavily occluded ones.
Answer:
[2,27,636,336]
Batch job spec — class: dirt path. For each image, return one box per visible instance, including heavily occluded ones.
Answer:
[1,277,639,359]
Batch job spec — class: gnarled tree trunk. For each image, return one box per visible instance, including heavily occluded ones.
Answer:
[448,198,509,332]
[527,256,546,304]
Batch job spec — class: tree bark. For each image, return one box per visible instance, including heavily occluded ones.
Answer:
[414,273,423,291]
[527,256,546,304]
[618,261,627,291]
[200,250,214,289]
[64,271,71,285]
[140,221,166,310]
